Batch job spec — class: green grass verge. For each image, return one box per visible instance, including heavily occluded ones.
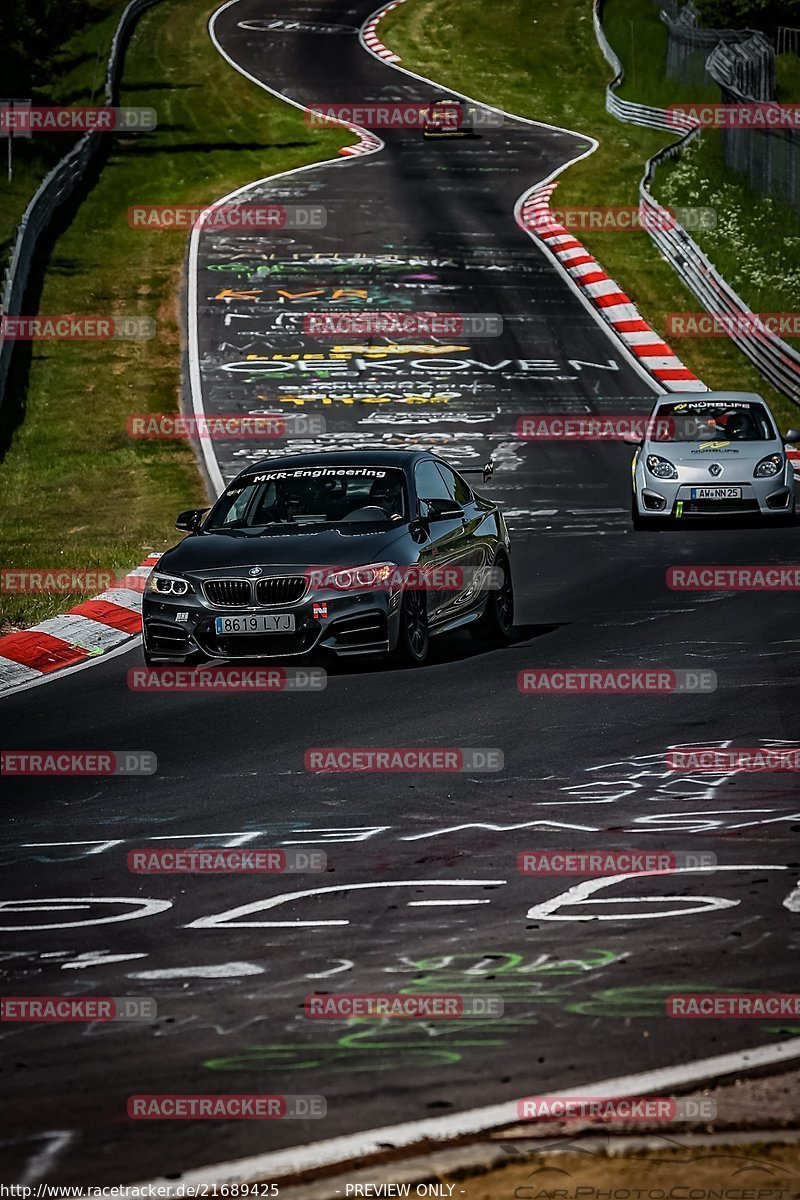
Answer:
[657,133,800,320]
[0,0,130,266]
[776,51,800,103]
[0,0,348,628]
[379,0,799,430]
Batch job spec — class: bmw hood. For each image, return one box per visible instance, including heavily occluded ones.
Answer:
[157,524,409,575]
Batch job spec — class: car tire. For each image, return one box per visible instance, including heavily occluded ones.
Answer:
[470,553,514,643]
[394,590,429,666]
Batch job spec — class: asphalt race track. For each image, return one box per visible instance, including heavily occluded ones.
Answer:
[2,0,800,1186]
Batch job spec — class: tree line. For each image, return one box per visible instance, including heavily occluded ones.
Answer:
[696,0,800,33]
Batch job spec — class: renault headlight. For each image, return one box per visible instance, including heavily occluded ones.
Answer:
[645,454,678,480]
[754,453,783,478]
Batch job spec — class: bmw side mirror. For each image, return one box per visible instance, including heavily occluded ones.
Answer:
[423,498,465,521]
[175,508,207,532]
[410,502,430,539]
[785,429,800,443]
[623,436,643,447]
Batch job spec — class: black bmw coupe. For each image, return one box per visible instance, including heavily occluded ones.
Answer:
[142,449,513,667]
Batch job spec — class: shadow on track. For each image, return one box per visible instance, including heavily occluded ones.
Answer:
[298,621,568,677]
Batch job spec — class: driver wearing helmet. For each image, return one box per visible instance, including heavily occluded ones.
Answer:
[723,411,756,440]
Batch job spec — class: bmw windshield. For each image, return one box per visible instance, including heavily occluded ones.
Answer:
[204,466,407,530]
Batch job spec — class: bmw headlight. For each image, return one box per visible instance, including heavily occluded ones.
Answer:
[146,571,191,596]
[317,562,399,591]
[645,454,678,480]
[754,453,783,478]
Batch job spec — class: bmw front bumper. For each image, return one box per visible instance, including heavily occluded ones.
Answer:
[142,583,403,662]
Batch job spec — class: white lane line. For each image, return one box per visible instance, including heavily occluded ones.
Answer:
[1,0,658,704]
[136,1037,800,1187]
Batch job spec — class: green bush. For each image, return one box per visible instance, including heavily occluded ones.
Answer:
[694,0,800,33]
[0,0,112,96]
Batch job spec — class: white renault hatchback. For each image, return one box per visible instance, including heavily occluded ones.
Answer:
[630,391,799,529]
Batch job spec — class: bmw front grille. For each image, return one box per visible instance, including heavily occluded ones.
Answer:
[203,576,307,608]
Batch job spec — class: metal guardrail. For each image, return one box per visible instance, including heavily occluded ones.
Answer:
[593,0,800,406]
[705,32,775,100]
[661,5,800,215]
[0,0,163,414]
[593,1,696,131]
[777,26,800,56]
[663,2,775,96]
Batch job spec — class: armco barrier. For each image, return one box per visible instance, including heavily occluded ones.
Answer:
[592,2,697,133]
[594,0,800,407]
[663,3,775,100]
[0,0,163,415]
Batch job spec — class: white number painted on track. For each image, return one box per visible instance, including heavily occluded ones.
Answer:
[0,897,172,931]
[186,880,506,930]
[1,872,797,931]
[525,865,793,922]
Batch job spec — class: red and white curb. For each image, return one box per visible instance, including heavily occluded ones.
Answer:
[0,553,159,692]
[361,0,404,62]
[343,0,405,152]
[518,182,707,394]
[340,129,383,157]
